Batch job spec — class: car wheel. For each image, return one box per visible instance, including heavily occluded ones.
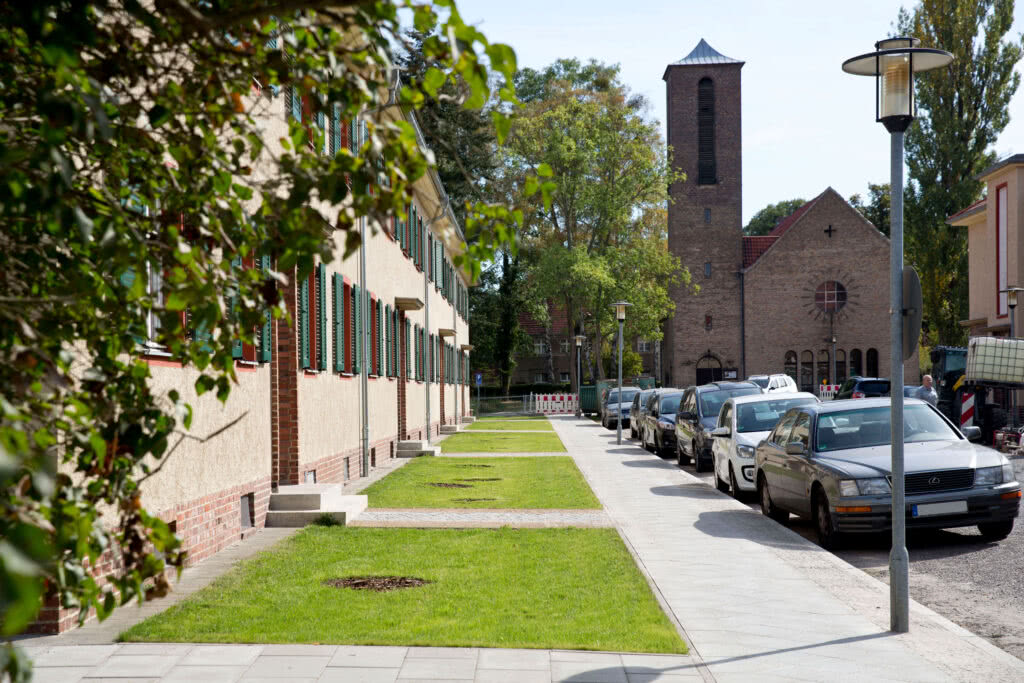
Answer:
[676,442,685,467]
[655,433,663,456]
[758,475,789,524]
[714,456,729,492]
[978,520,1014,541]
[813,488,841,550]
[693,445,706,472]
[729,465,742,500]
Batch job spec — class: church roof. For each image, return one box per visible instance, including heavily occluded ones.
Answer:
[670,39,744,66]
[742,236,778,268]
[768,194,821,237]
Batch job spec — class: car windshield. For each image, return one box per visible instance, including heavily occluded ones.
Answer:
[659,394,682,414]
[816,404,959,452]
[856,380,890,394]
[736,397,817,433]
[749,377,770,388]
[608,389,639,403]
[700,387,760,417]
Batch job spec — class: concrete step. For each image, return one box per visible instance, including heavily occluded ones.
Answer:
[439,425,461,434]
[396,440,427,451]
[265,486,367,527]
[397,446,441,458]
[463,416,476,423]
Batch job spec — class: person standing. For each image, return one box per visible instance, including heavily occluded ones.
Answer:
[915,374,938,406]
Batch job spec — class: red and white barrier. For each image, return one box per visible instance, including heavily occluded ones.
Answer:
[532,393,579,414]
[960,392,975,428]
[818,384,841,400]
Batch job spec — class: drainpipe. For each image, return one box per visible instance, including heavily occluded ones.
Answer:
[424,213,431,443]
[360,211,370,476]
[454,274,459,424]
[739,270,746,379]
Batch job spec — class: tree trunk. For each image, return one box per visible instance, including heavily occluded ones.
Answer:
[544,323,556,384]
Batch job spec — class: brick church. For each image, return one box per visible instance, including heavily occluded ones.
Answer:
[662,39,917,391]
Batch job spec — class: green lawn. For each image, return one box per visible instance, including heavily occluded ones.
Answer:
[362,456,599,509]
[466,420,553,432]
[477,415,548,421]
[120,527,686,654]
[440,431,566,453]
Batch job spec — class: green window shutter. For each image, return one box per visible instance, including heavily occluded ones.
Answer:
[406,319,411,378]
[230,256,244,359]
[289,86,302,122]
[316,263,327,371]
[377,300,383,376]
[333,274,344,372]
[347,284,355,373]
[332,104,341,155]
[259,254,273,362]
[299,273,311,369]
[385,305,391,377]
[349,118,358,154]
[353,284,361,374]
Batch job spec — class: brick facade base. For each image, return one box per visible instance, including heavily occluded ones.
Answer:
[27,475,271,635]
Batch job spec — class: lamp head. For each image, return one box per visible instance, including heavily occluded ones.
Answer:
[610,301,632,321]
[842,36,953,133]
[574,334,586,347]
[1001,286,1024,309]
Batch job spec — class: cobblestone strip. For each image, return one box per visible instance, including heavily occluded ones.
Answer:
[349,507,613,528]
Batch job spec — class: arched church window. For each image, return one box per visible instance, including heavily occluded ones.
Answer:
[866,348,879,377]
[818,350,830,386]
[784,351,797,382]
[850,349,863,376]
[697,78,716,185]
[800,350,813,392]
[836,350,847,384]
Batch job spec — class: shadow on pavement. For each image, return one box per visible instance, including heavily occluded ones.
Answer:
[650,484,723,499]
[620,456,679,468]
[691,508,823,551]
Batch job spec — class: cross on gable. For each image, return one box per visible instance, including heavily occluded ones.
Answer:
[824,225,836,238]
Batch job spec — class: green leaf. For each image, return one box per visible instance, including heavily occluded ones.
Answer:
[422,68,446,98]
[148,104,172,128]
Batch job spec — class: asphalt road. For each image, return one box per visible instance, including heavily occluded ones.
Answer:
[628,429,1024,661]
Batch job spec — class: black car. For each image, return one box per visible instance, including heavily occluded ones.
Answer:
[630,389,658,439]
[675,381,763,471]
[643,390,683,457]
[834,377,891,400]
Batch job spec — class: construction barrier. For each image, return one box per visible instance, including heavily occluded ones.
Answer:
[818,384,840,400]
[960,391,975,428]
[531,393,579,414]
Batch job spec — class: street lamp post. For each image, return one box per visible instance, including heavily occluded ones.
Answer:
[843,37,952,634]
[575,334,586,418]
[611,301,632,445]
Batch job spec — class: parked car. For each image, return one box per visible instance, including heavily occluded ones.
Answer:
[754,397,1021,549]
[630,389,658,439]
[747,374,799,393]
[711,392,819,498]
[642,390,683,457]
[903,385,920,398]
[676,381,763,471]
[834,376,891,400]
[602,387,641,430]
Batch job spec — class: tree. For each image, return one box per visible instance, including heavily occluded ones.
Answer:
[898,0,1022,345]
[743,199,806,236]
[849,183,891,237]
[0,2,528,678]
[502,59,686,385]
[467,255,531,393]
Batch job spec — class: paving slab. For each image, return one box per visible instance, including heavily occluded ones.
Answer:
[548,415,1024,683]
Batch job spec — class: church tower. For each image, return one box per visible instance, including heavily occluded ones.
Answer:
[663,39,744,386]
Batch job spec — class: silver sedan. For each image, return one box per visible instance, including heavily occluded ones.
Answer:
[754,398,1021,549]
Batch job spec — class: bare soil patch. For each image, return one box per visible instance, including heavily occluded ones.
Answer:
[458,478,502,482]
[323,576,432,592]
[428,482,471,488]
[452,498,497,503]
[455,464,494,468]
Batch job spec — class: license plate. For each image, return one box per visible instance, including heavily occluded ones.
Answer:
[912,501,967,517]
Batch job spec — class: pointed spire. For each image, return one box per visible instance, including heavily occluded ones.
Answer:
[672,39,743,66]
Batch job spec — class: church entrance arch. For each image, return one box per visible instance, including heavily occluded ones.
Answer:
[696,353,723,385]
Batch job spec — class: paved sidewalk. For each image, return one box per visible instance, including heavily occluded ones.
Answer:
[18,643,697,682]
[550,416,1024,682]
[350,507,614,528]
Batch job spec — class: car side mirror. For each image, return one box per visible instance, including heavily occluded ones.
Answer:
[711,426,730,437]
[678,411,694,421]
[785,442,807,456]
[962,425,982,443]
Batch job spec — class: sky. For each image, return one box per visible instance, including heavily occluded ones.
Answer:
[450,0,1024,225]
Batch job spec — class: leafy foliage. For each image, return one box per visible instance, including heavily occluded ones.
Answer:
[743,199,807,236]
[849,183,891,237]
[898,0,1022,345]
[0,0,528,673]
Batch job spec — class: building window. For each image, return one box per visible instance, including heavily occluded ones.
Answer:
[997,183,1008,316]
[560,339,570,354]
[704,208,711,223]
[704,262,712,278]
[815,281,847,313]
[560,372,570,383]
[817,349,830,386]
[850,348,863,377]
[784,351,797,383]
[704,314,712,331]
[637,339,652,353]
[866,348,879,377]
[800,350,814,392]
[534,338,549,356]
[836,349,847,384]
[697,78,716,185]
[534,372,547,383]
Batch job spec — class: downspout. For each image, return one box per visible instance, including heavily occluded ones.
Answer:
[454,275,459,424]
[739,269,746,379]
[360,213,370,475]
[424,211,431,442]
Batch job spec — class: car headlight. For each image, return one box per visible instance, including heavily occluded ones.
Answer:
[975,465,1004,486]
[857,478,891,495]
[1003,462,1015,483]
[840,480,859,497]
[737,444,755,459]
